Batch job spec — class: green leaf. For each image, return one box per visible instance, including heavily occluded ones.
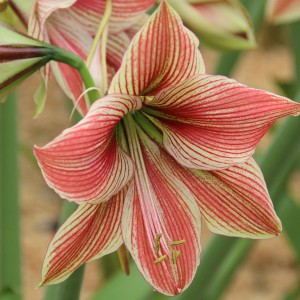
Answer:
[280,195,300,263]
[91,263,152,300]
[276,80,297,99]
[33,77,47,118]
[0,93,22,300]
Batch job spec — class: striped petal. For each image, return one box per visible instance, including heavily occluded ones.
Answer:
[109,1,205,96]
[70,0,156,34]
[107,31,131,71]
[146,75,300,170]
[29,0,155,38]
[40,189,125,285]
[122,128,201,295]
[179,158,282,238]
[46,10,94,115]
[267,0,300,24]
[28,0,77,39]
[34,94,142,204]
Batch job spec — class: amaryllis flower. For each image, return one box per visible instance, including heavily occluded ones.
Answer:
[168,0,255,50]
[28,0,155,115]
[34,1,300,296]
[267,0,300,24]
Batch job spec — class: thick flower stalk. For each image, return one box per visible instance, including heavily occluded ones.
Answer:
[34,1,300,296]
[28,0,155,115]
[267,0,300,24]
[0,22,52,101]
[167,0,255,50]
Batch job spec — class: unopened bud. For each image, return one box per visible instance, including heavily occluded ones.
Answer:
[0,24,52,102]
[0,0,8,12]
[168,0,256,51]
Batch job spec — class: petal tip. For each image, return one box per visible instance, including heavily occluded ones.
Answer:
[35,280,45,289]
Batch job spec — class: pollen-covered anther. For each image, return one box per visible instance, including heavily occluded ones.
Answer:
[142,95,154,105]
[154,255,167,264]
[171,249,181,264]
[169,239,185,246]
[154,233,162,254]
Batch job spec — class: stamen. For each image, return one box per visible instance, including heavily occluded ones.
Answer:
[141,95,154,104]
[154,255,167,264]
[154,233,162,254]
[170,240,185,246]
[171,250,181,264]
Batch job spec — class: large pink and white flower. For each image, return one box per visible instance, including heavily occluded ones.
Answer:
[28,0,155,115]
[34,1,300,296]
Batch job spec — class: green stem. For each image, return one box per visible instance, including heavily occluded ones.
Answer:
[49,46,100,105]
[0,92,22,300]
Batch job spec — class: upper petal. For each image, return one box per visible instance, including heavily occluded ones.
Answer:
[34,94,142,204]
[146,75,300,170]
[40,188,125,285]
[109,1,205,96]
[122,127,201,295]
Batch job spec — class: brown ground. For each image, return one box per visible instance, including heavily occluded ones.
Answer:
[18,43,299,300]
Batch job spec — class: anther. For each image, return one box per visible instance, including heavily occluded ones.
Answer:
[170,240,185,246]
[171,250,181,264]
[154,255,167,264]
[154,233,162,254]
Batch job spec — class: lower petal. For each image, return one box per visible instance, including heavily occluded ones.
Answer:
[183,158,282,238]
[35,94,141,204]
[122,126,201,295]
[40,188,125,285]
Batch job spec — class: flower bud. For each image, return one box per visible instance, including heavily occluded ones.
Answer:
[168,0,256,50]
[0,0,8,12]
[0,23,52,102]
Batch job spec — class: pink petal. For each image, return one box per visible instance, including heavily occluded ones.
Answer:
[122,131,201,295]
[181,158,282,238]
[28,0,77,39]
[109,1,205,96]
[34,94,142,204]
[46,10,95,115]
[267,0,300,24]
[71,0,156,34]
[147,75,300,170]
[40,188,125,285]
[107,31,131,71]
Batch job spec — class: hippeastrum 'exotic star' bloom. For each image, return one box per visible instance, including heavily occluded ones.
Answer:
[34,1,300,295]
[167,0,255,50]
[28,0,155,115]
[266,0,300,24]
[0,22,52,102]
